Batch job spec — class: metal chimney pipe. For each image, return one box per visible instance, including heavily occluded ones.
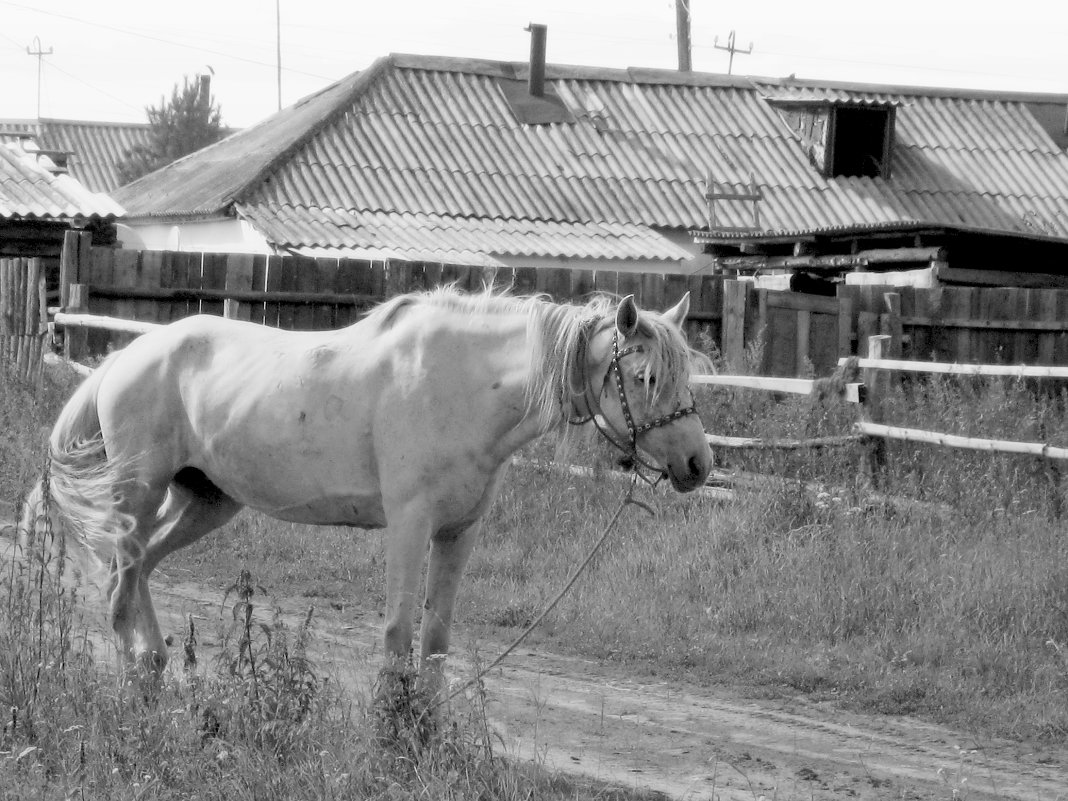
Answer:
[526,23,547,97]
[198,73,211,111]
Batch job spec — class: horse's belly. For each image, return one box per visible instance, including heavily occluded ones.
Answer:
[260,491,387,529]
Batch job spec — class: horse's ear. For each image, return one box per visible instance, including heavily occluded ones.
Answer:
[662,292,690,329]
[615,295,639,338]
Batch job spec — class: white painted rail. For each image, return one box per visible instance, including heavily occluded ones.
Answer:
[690,374,817,395]
[839,356,1068,379]
[855,422,1068,460]
[52,312,160,336]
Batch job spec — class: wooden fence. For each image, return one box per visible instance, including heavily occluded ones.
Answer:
[840,283,1068,365]
[722,279,1068,376]
[52,234,1068,374]
[0,257,48,384]
[57,234,725,356]
[721,279,852,375]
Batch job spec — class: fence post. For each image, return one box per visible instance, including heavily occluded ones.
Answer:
[0,259,12,364]
[860,334,892,489]
[223,298,241,320]
[64,283,89,363]
[722,279,752,370]
[880,292,903,359]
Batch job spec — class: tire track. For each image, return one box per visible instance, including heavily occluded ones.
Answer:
[149,577,1068,801]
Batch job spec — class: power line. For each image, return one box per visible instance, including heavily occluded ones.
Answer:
[45,58,145,115]
[0,0,336,81]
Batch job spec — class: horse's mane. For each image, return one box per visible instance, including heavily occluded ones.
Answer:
[363,285,707,431]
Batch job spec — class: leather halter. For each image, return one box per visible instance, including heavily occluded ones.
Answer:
[569,326,699,476]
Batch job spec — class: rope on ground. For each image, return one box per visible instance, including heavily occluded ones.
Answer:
[441,473,643,708]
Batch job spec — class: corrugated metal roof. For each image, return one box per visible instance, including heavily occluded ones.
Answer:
[0,118,151,193]
[237,204,691,265]
[0,143,124,221]
[0,142,125,220]
[115,54,1068,264]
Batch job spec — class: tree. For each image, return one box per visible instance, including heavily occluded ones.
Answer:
[118,74,225,184]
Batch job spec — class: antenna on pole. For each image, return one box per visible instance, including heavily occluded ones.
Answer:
[26,36,53,119]
[713,30,753,75]
[675,0,692,72]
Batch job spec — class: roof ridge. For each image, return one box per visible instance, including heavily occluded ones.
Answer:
[230,57,392,207]
[386,52,1068,101]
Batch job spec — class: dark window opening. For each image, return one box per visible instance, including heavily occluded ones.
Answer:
[828,106,894,178]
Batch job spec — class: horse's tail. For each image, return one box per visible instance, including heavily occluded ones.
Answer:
[37,354,137,565]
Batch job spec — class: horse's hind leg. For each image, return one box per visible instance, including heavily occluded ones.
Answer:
[106,478,170,677]
[109,469,240,678]
[120,470,241,675]
[142,468,241,577]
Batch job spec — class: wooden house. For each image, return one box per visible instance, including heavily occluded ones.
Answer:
[0,140,123,277]
[112,50,1068,283]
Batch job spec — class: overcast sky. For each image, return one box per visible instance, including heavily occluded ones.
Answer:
[2,0,1067,129]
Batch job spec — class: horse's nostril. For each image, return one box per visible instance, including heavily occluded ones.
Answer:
[688,455,702,479]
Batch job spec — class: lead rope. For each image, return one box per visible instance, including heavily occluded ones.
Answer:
[438,471,648,709]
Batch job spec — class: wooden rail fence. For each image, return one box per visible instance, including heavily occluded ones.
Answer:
[52,297,1068,506]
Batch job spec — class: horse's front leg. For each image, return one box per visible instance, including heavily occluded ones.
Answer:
[419,520,480,701]
[382,501,435,671]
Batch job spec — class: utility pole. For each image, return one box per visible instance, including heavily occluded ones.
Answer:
[713,30,753,75]
[675,0,692,72]
[26,36,53,119]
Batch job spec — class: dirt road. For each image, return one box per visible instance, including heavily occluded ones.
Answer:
[139,575,1066,801]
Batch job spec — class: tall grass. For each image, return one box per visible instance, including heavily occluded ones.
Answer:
[466,371,1068,741]
[181,364,1068,743]
[5,347,1068,801]
[0,365,625,801]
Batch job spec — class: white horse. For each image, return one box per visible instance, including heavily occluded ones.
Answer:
[25,287,712,694]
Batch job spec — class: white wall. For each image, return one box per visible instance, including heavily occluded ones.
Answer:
[117,218,272,254]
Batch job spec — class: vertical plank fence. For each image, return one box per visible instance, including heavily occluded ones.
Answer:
[839,284,1068,365]
[0,257,48,384]
[55,238,1068,374]
[54,237,728,357]
[720,279,852,376]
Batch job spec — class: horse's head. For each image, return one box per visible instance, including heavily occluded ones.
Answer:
[581,293,713,492]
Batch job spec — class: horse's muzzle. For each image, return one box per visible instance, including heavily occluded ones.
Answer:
[667,452,711,493]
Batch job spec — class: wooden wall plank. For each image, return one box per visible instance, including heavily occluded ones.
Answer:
[315,258,339,328]
[263,255,284,328]
[1016,289,1038,365]
[291,256,319,329]
[796,308,811,375]
[641,273,665,314]
[1038,290,1059,364]
[593,270,618,297]
[200,253,228,318]
[810,309,838,375]
[539,267,571,300]
[333,258,362,327]
[139,251,163,325]
[225,254,256,323]
[721,280,749,369]
[571,269,595,300]
[617,271,642,302]
[512,266,538,295]
[110,249,139,323]
[766,305,796,377]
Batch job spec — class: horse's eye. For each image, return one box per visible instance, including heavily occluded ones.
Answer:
[637,371,656,387]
